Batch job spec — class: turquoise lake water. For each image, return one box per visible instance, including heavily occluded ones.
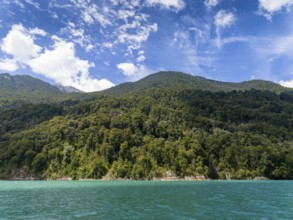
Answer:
[0,180,292,219]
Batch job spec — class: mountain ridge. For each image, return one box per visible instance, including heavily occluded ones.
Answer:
[1,71,292,107]
[102,71,291,96]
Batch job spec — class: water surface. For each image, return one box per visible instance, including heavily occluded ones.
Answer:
[0,180,292,219]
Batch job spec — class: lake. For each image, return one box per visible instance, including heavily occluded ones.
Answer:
[0,180,292,219]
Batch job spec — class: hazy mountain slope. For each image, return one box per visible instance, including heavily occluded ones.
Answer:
[0,73,84,106]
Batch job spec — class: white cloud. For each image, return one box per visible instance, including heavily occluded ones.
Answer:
[71,0,111,27]
[0,24,43,62]
[214,10,236,28]
[118,22,158,53]
[136,55,146,62]
[280,79,293,87]
[117,9,136,21]
[205,0,220,10]
[28,28,47,36]
[117,62,152,81]
[48,0,158,59]
[61,23,95,52]
[214,10,236,47]
[0,59,18,71]
[136,50,146,62]
[259,0,293,19]
[28,37,114,92]
[146,0,185,11]
[117,63,138,76]
[0,25,114,92]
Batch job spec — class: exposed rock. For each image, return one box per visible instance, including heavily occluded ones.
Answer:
[254,176,269,180]
[10,167,41,180]
[195,175,207,180]
[225,172,231,180]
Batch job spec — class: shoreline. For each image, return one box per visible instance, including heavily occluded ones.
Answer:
[5,176,270,181]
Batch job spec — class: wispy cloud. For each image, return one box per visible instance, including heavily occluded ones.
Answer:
[145,0,186,12]
[204,0,220,10]
[214,10,236,47]
[49,0,159,59]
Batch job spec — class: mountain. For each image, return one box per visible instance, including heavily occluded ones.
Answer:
[103,71,291,96]
[0,73,63,104]
[1,72,291,104]
[0,73,85,107]
[1,71,293,180]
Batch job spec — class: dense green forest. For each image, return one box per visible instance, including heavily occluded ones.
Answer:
[1,72,293,180]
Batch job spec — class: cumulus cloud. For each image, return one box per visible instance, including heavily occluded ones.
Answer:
[0,25,114,92]
[0,59,18,71]
[258,0,293,19]
[146,0,186,11]
[214,10,236,47]
[117,63,138,76]
[280,79,293,87]
[205,0,220,10]
[117,62,152,81]
[0,24,43,63]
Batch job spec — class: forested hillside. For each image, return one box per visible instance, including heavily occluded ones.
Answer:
[0,72,293,180]
[102,71,291,96]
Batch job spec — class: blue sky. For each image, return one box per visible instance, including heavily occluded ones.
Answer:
[0,0,293,92]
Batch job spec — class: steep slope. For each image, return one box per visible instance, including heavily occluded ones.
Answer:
[1,88,293,180]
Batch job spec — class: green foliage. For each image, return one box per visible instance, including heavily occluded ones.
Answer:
[1,71,293,180]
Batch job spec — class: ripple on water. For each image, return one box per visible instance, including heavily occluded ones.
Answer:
[0,180,293,219]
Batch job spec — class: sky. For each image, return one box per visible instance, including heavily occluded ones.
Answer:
[0,0,293,92]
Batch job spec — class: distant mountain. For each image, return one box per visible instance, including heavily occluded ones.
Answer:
[0,73,62,103]
[103,71,291,96]
[0,73,83,106]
